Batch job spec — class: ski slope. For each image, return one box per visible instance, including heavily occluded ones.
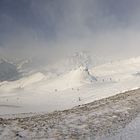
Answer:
[1,56,140,115]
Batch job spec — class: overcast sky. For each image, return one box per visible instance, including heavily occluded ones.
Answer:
[0,0,140,63]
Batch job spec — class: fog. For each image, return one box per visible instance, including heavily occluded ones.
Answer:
[0,0,140,66]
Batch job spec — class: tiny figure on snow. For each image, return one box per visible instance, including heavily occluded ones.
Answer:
[78,97,81,101]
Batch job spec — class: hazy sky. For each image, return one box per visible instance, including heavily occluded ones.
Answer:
[0,0,140,63]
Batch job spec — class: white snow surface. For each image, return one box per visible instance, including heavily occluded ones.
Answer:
[1,56,140,114]
[101,114,140,140]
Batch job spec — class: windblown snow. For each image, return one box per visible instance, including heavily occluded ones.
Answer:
[1,56,140,115]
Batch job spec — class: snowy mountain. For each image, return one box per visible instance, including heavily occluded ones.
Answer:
[37,66,97,91]
[1,56,140,115]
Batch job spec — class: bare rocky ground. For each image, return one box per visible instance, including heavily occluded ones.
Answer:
[0,89,140,140]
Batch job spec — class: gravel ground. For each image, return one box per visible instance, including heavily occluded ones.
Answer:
[0,89,140,140]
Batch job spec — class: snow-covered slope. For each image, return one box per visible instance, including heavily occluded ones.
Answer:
[36,66,97,91]
[0,66,96,91]
[0,72,45,92]
[1,89,140,140]
[1,56,140,115]
[65,66,96,83]
[92,56,140,77]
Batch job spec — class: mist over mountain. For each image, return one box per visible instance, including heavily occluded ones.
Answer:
[0,59,20,81]
[0,0,140,64]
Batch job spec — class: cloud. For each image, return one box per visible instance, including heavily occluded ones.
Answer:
[0,0,140,65]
